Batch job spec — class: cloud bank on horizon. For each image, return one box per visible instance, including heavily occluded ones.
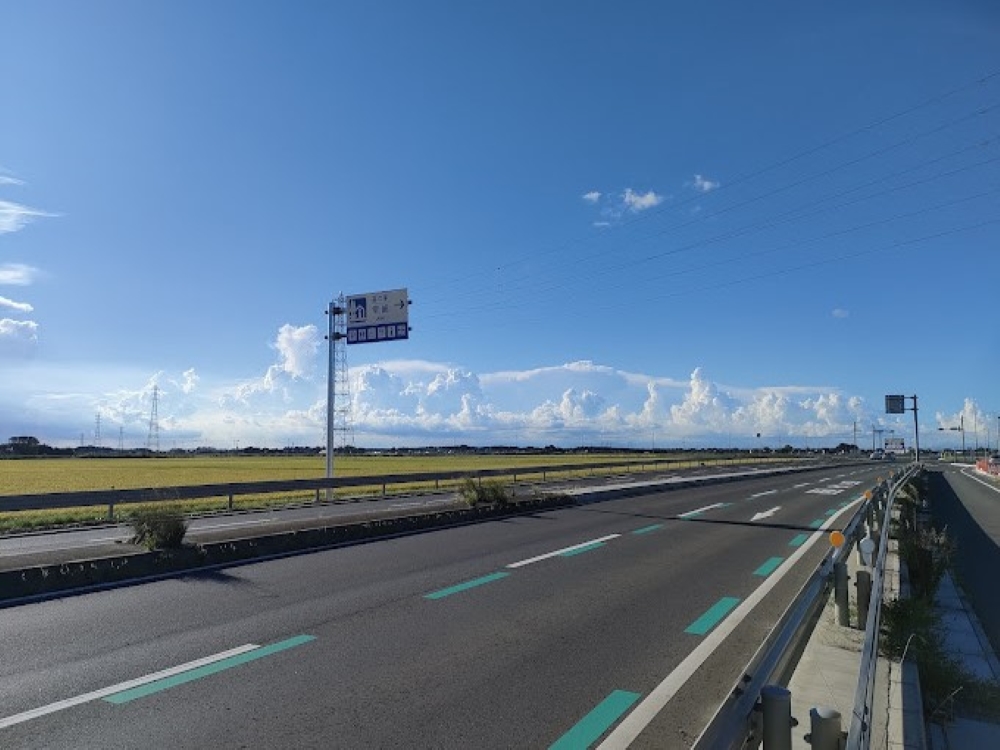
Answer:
[2,322,952,451]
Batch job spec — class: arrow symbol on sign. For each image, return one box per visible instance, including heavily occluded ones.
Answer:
[751,506,781,522]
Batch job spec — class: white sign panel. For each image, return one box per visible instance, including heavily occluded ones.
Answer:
[345,288,409,345]
[884,437,905,453]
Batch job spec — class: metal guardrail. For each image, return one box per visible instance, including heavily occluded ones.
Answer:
[693,467,913,750]
[0,456,801,515]
[845,462,920,749]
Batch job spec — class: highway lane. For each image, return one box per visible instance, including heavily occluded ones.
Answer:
[926,465,1000,652]
[0,464,890,749]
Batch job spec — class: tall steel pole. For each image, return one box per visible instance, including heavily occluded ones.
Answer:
[326,300,335,482]
[912,394,920,463]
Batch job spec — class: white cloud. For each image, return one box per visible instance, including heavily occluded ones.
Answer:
[0,200,52,234]
[582,190,601,204]
[593,221,611,228]
[0,318,38,342]
[622,188,663,212]
[832,308,849,319]
[0,175,24,186]
[0,263,40,286]
[0,296,33,313]
[692,174,720,193]
[273,323,320,378]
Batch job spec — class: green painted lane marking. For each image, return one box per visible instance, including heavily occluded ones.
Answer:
[632,523,664,535]
[685,596,740,636]
[104,635,315,704]
[809,518,825,528]
[824,508,838,517]
[549,689,641,750]
[560,542,606,557]
[424,571,510,600]
[753,557,784,577]
[789,533,809,547]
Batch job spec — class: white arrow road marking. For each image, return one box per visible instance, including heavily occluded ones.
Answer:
[750,506,781,522]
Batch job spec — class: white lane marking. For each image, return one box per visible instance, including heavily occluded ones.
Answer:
[749,490,777,499]
[750,506,781,522]
[597,499,861,749]
[960,468,1000,494]
[793,483,811,489]
[506,534,621,569]
[678,502,726,519]
[195,519,268,531]
[0,644,260,730]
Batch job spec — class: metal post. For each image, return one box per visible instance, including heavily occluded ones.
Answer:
[911,394,920,463]
[856,570,872,629]
[808,706,843,749]
[761,684,792,750]
[326,300,335,495]
[834,562,849,627]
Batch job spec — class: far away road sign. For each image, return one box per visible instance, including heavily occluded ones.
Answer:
[885,394,905,414]
[346,288,409,345]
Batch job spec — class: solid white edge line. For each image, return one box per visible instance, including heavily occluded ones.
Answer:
[0,644,260,730]
[506,534,621,569]
[960,468,1000,494]
[596,497,862,749]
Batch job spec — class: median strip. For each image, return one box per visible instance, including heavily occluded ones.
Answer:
[549,690,642,750]
[424,572,510,599]
[685,596,741,636]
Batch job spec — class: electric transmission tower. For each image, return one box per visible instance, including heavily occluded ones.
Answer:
[94,413,102,448]
[146,385,160,452]
[331,294,355,452]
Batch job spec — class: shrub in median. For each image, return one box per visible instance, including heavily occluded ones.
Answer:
[129,508,189,550]
[459,478,510,508]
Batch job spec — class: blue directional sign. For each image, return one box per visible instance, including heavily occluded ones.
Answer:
[345,288,409,345]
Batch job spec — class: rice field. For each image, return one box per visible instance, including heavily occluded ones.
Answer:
[0,451,771,533]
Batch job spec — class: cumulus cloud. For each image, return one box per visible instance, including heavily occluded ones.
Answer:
[0,318,38,342]
[622,188,663,212]
[832,308,849,319]
[582,191,601,204]
[273,323,320,378]
[0,295,33,313]
[0,263,40,286]
[0,175,23,186]
[691,174,720,193]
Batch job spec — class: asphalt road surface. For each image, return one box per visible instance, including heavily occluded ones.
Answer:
[0,464,889,749]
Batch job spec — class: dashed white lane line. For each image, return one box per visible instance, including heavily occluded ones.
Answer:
[0,645,259,730]
[506,534,621,569]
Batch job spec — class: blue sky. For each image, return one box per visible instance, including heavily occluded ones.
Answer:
[2,1,999,451]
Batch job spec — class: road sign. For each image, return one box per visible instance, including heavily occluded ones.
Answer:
[885,394,905,414]
[884,436,905,453]
[345,288,409,345]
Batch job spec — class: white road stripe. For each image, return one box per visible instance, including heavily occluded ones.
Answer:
[597,500,861,749]
[506,535,621,568]
[749,490,777,498]
[0,644,260,730]
[678,502,726,519]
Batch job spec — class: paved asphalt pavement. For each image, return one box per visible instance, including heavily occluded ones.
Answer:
[0,463,890,749]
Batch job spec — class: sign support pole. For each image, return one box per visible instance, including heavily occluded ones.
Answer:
[326,299,335,484]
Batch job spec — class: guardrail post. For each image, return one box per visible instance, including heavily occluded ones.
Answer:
[807,706,843,749]
[228,493,234,511]
[855,570,872,628]
[761,685,792,750]
[834,562,849,627]
[108,501,114,522]
[315,488,320,504]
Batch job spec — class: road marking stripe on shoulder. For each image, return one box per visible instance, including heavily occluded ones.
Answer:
[632,524,664,535]
[749,490,778,499]
[507,535,620,568]
[596,499,860,749]
[104,636,316,704]
[549,690,642,750]
[0,644,260,729]
[788,533,809,547]
[685,597,740,635]
[753,557,784,577]
[425,572,510,599]
[560,541,607,558]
